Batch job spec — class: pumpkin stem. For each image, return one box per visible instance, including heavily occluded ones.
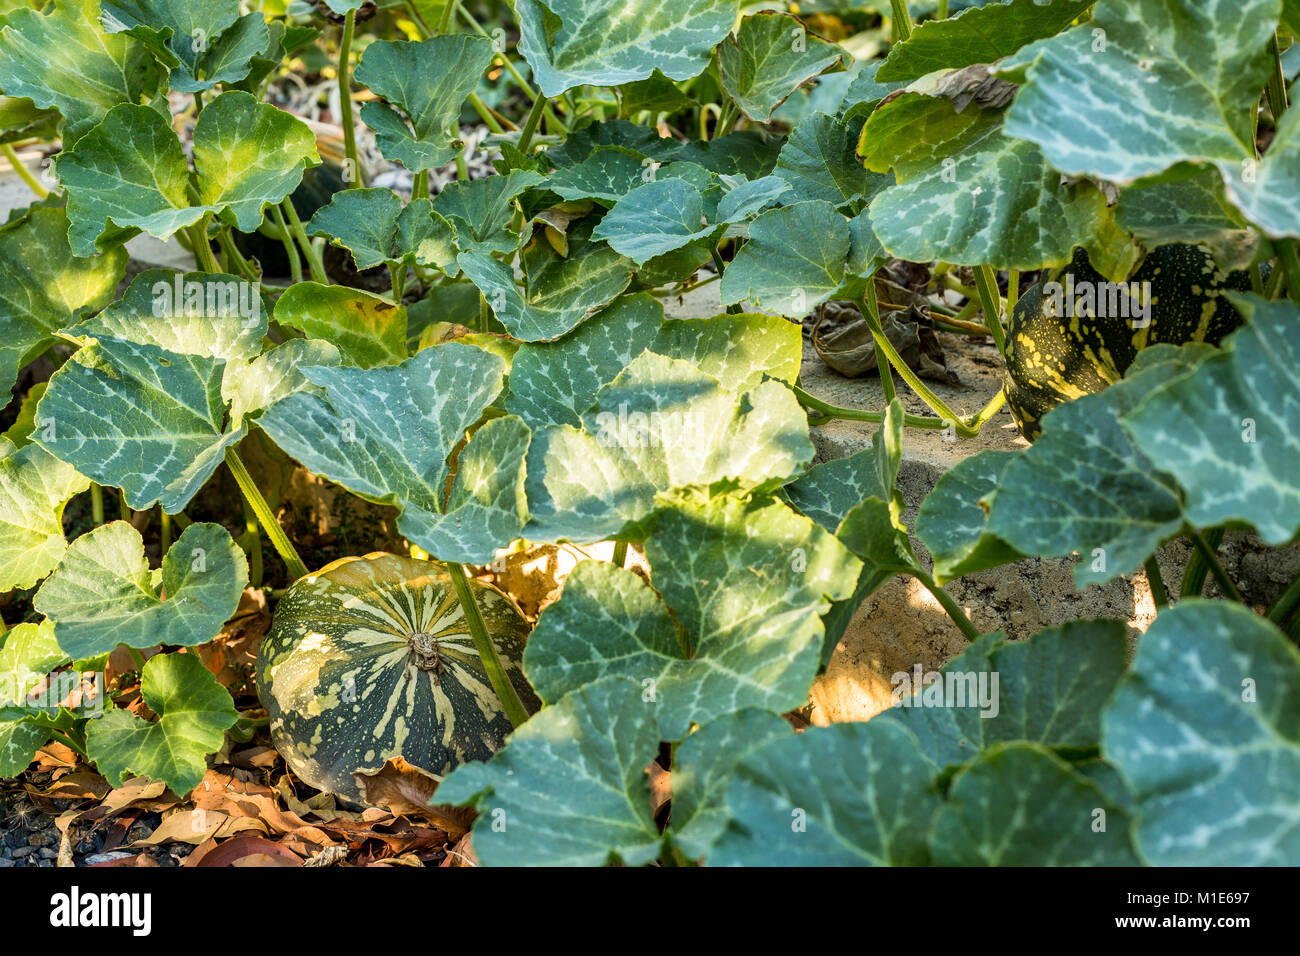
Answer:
[447,563,532,727]
[224,447,310,581]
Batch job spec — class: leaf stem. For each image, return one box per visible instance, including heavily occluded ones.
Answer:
[338,8,364,188]
[1186,526,1243,604]
[1144,555,1168,609]
[612,540,628,568]
[225,447,308,581]
[517,95,548,154]
[1267,32,1290,121]
[160,509,171,554]
[447,563,531,728]
[270,205,303,283]
[862,285,897,402]
[90,483,104,526]
[916,571,979,641]
[1179,526,1223,597]
[189,216,221,273]
[973,265,1007,354]
[793,385,948,429]
[1267,568,1300,625]
[890,0,913,42]
[280,198,328,284]
[859,298,999,435]
[2,143,48,199]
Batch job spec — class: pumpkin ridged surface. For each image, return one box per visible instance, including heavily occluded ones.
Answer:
[256,552,538,802]
[1004,243,1252,439]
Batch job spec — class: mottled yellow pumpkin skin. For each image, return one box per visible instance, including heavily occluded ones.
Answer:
[256,552,537,802]
[1005,244,1252,439]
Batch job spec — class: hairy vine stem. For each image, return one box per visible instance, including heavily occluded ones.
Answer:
[225,447,308,581]
[448,563,531,727]
[2,143,48,199]
[973,265,1007,354]
[338,8,365,188]
[1186,526,1244,604]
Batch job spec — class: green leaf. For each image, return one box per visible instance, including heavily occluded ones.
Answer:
[460,220,634,341]
[545,147,650,205]
[863,93,1112,271]
[35,521,248,660]
[524,352,812,542]
[619,70,697,115]
[652,312,802,392]
[191,91,320,233]
[879,620,1130,772]
[715,175,792,222]
[915,449,1024,583]
[58,91,318,254]
[86,651,238,795]
[984,352,1202,588]
[36,338,243,514]
[720,200,850,316]
[0,0,164,145]
[0,205,127,396]
[74,269,267,362]
[785,405,902,533]
[505,295,800,429]
[273,282,407,368]
[878,0,1094,82]
[774,111,888,208]
[931,742,1141,866]
[1102,600,1300,866]
[257,345,528,564]
[506,294,665,429]
[355,35,496,171]
[669,709,793,859]
[1123,295,1300,545]
[1224,102,1300,240]
[56,103,202,255]
[435,676,663,867]
[719,12,844,121]
[101,1,269,92]
[1001,0,1277,184]
[222,338,343,426]
[709,720,939,865]
[432,170,546,256]
[0,620,68,709]
[591,178,720,265]
[0,720,52,776]
[1114,167,1259,272]
[545,119,683,168]
[524,495,862,739]
[305,187,404,271]
[0,439,88,592]
[516,0,740,97]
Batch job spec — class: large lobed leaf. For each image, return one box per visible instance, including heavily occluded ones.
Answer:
[57,91,318,255]
[517,0,740,96]
[524,495,862,739]
[435,676,663,867]
[86,652,238,795]
[34,521,248,661]
[1123,296,1300,545]
[523,351,812,542]
[1103,601,1300,865]
[257,344,528,564]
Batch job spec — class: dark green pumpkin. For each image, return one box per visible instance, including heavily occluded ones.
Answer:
[256,552,539,802]
[1004,243,1252,439]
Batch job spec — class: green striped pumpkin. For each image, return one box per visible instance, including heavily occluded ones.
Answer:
[1004,243,1252,439]
[256,552,538,802]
